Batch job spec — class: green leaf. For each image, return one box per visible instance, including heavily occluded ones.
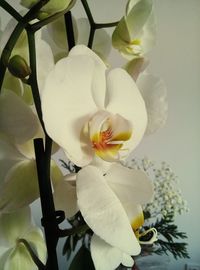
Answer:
[69,246,95,270]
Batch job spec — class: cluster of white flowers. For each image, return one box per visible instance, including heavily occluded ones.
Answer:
[0,0,170,269]
[125,158,189,219]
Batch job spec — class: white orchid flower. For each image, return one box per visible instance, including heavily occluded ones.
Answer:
[0,91,62,212]
[54,162,154,269]
[112,0,156,60]
[41,45,147,167]
[0,207,46,270]
[20,0,76,19]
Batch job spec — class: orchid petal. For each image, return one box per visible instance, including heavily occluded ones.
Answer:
[2,72,24,97]
[127,204,144,230]
[124,57,149,81]
[0,91,39,144]
[0,136,25,184]
[0,207,31,246]
[4,244,35,270]
[122,253,135,267]
[110,114,132,142]
[51,160,63,188]
[141,11,156,53]
[112,18,131,50]
[88,110,110,142]
[137,73,168,134]
[106,163,153,205]
[41,50,105,166]
[0,160,39,212]
[23,227,47,264]
[0,248,11,269]
[36,38,54,92]
[106,68,147,156]
[125,0,153,39]
[54,174,78,218]
[77,165,141,255]
[91,234,133,270]
[69,45,107,109]
[89,157,112,176]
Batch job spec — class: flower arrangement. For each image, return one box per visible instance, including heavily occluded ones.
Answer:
[0,0,188,269]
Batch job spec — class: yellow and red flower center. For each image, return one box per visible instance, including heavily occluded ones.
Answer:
[92,127,113,151]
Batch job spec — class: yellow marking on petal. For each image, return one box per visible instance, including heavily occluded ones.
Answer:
[130,39,141,45]
[131,212,144,232]
[112,131,132,141]
[94,143,123,161]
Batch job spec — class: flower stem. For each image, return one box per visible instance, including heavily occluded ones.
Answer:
[95,21,119,29]
[81,0,95,25]
[88,26,95,49]
[34,138,59,270]
[64,11,75,50]
[80,0,119,49]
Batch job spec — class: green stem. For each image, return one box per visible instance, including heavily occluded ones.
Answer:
[0,1,23,22]
[64,11,75,50]
[95,21,119,29]
[34,139,59,270]
[81,0,95,25]
[80,0,119,49]
[18,239,45,270]
[44,134,53,182]
[88,27,95,49]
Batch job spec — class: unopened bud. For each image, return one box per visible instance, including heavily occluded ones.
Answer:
[8,55,31,79]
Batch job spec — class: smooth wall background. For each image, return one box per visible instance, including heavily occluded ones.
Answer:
[0,1,200,269]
